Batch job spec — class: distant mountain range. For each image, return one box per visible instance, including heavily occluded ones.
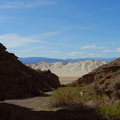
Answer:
[29,60,107,78]
[19,57,116,64]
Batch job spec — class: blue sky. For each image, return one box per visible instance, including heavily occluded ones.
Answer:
[0,0,120,59]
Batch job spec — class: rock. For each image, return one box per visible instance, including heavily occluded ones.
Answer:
[29,60,107,77]
[68,57,120,100]
[0,43,6,52]
[0,43,61,100]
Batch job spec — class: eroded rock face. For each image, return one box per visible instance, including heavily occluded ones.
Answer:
[29,60,107,77]
[69,58,120,100]
[0,43,61,100]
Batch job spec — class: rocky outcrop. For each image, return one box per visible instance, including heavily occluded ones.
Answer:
[0,43,61,100]
[68,58,120,100]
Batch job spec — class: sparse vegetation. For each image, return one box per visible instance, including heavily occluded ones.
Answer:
[104,79,110,84]
[51,85,120,119]
[50,86,101,110]
[99,102,120,119]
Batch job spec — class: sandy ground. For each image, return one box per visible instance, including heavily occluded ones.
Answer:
[59,76,79,85]
[0,90,105,120]
[1,77,78,111]
[0,78,105,120]
[2,92,54,111]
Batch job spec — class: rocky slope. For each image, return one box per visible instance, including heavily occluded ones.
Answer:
[68,57,120,100]
[29,61,107,77]
[0,43,60,100]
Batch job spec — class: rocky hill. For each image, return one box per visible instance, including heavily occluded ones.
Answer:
[68,57,120,100]
[29,61,107,77]
[0,43,60,100]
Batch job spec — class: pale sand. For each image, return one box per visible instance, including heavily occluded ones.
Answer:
[59,76,79,85]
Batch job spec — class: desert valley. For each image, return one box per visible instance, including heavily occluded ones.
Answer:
[0,43,120,120]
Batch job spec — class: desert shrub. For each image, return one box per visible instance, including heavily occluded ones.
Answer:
[51,87,81,109]
[50,86,101,110]
[104,79,110,84]
[99,102,120,119]
[104,71,112,77]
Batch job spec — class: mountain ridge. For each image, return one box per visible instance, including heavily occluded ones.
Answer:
[19,57,115,64]
[29,60,107,78]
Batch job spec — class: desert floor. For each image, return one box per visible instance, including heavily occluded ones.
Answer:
[1,77,79,111]
[0,91,104,120]
[0,77,106,120]
[59,77,79,84]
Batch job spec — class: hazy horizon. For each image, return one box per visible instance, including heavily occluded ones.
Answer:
[0,0,120,59]
[19,56,116,59]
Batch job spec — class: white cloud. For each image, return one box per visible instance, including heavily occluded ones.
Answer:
[88,53,101,57]
[82,53,101,58]
[32,32,60,39]
[52,51,60,53]
[99,46,108,49]
[117,48,120,52]
[102,48,120,53]
[13,46,44,53]
[0,34,45,48]
[80,45,97,49]
[80,45,108,50]
[67,51,84,56]
[102,50,115,53]
[0,31,59,49]
[0,1,56,9]
[62,25,94,31]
